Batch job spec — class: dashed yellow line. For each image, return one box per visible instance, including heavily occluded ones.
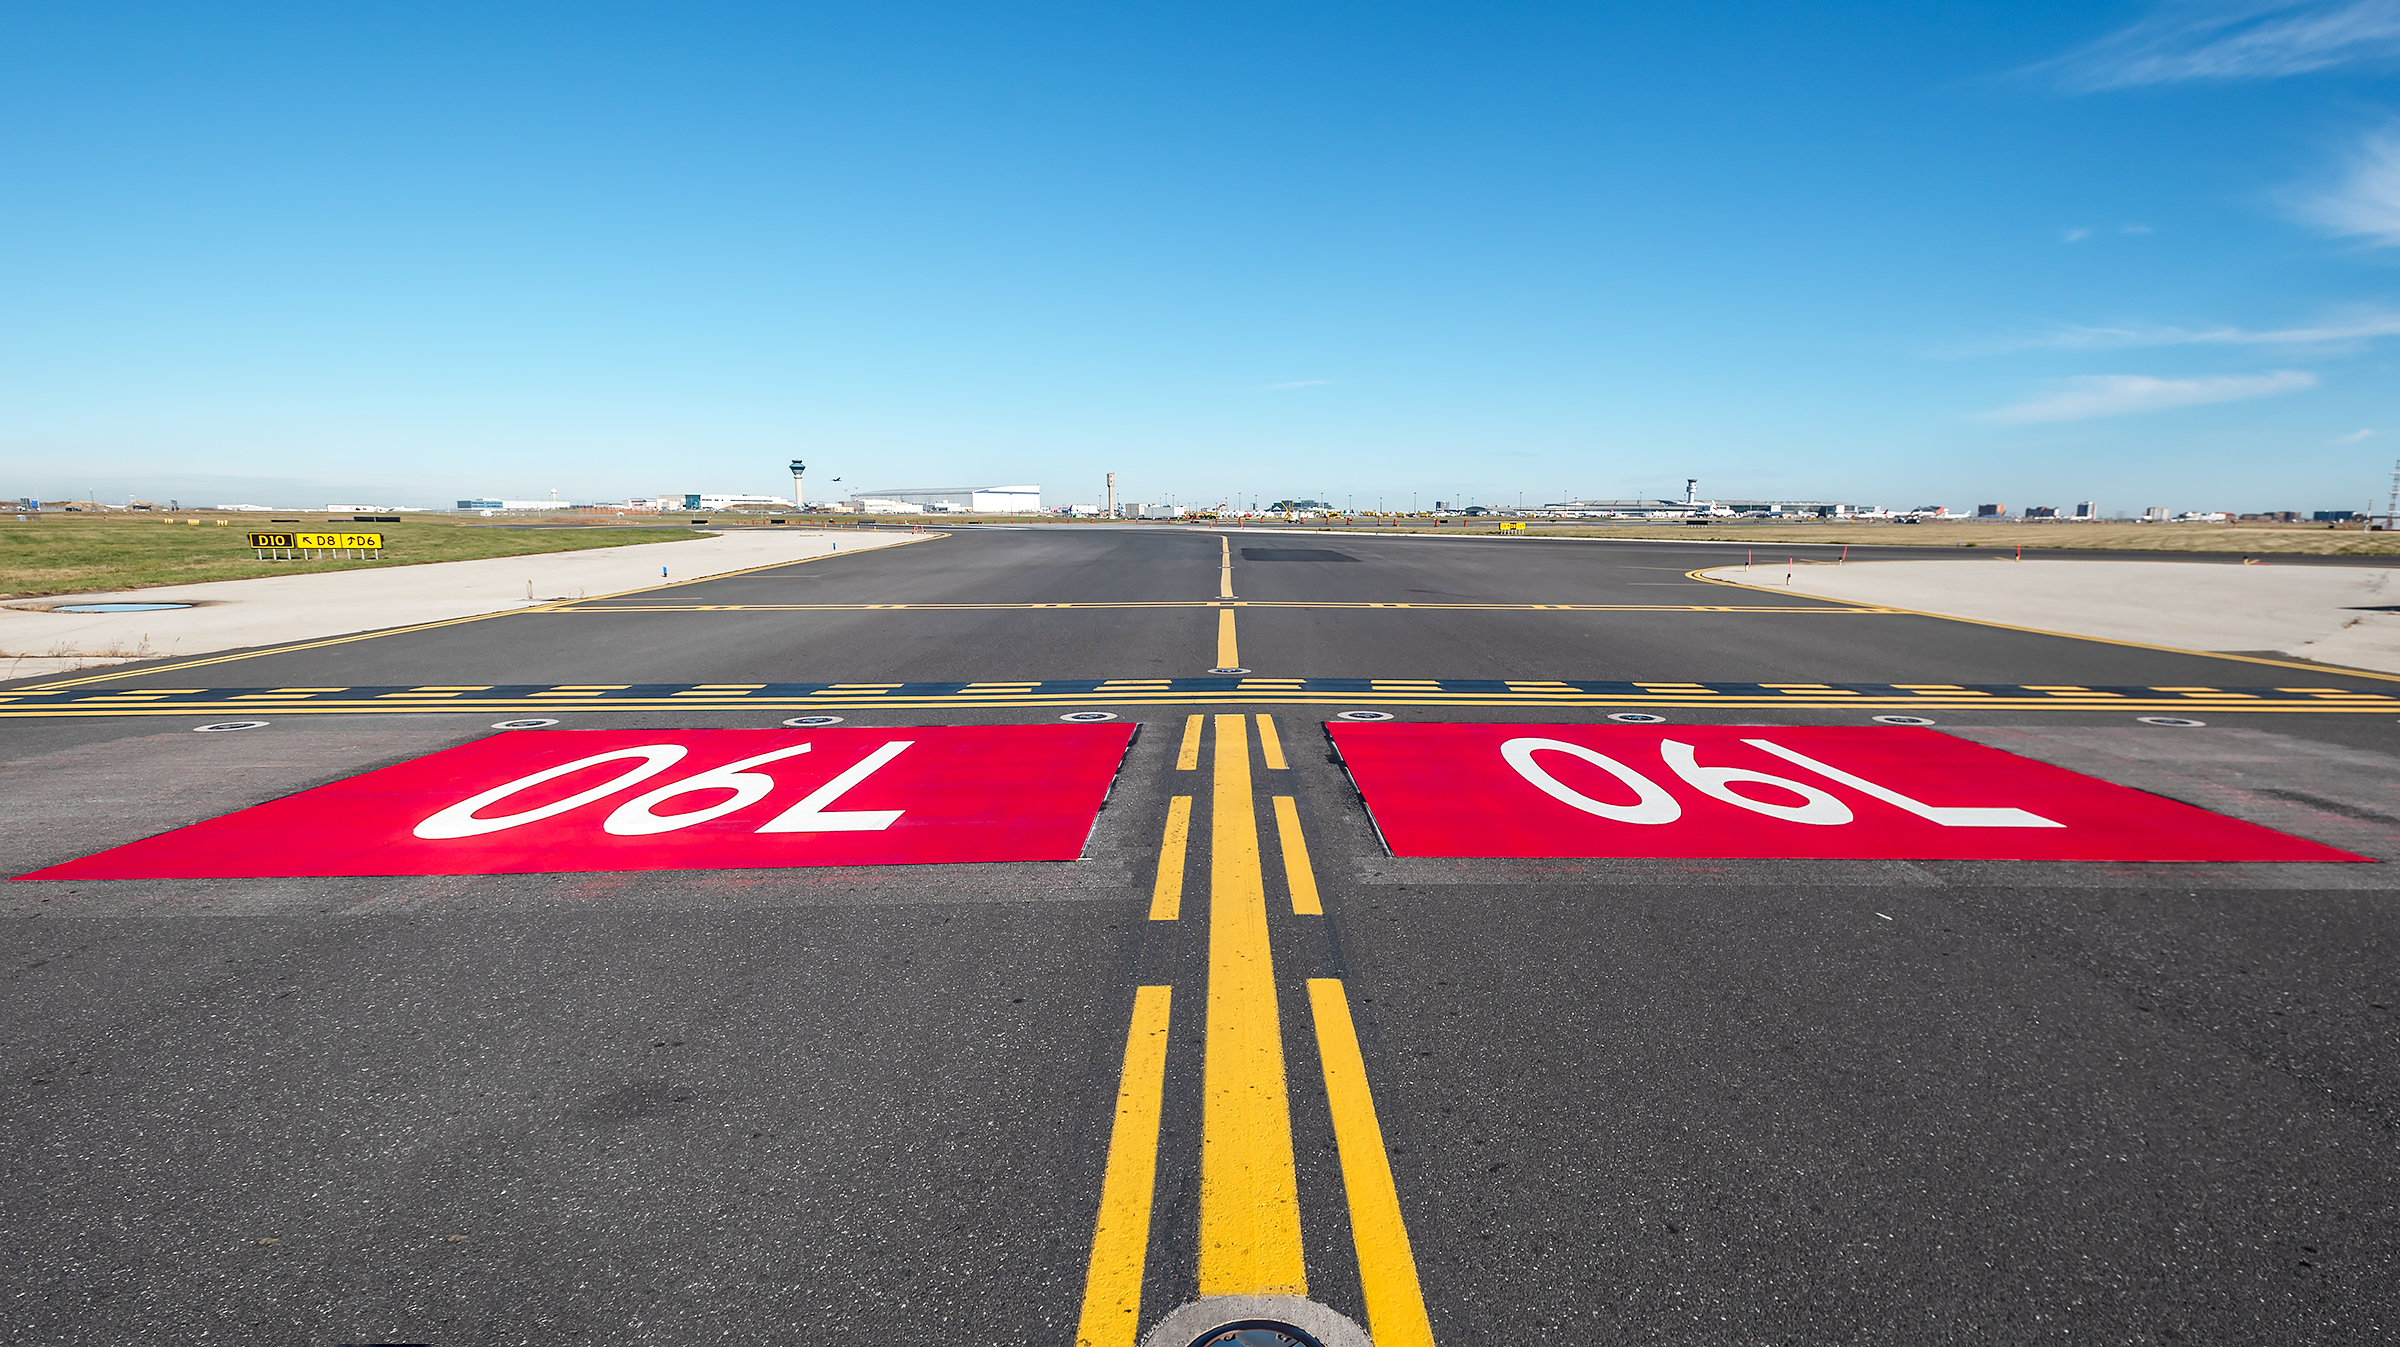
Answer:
[1307,979,1436,1347]
[1150,796,1193,921]
[1074,985,1175,1347]
[1271,797,1322,916]
[1257,713,1288,770]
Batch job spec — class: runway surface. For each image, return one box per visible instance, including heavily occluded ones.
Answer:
[6,526,2399,1344]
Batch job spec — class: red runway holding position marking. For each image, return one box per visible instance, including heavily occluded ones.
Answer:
[1330,723,2368,863]
[19,724,1135,880]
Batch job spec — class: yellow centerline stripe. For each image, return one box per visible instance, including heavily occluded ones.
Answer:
[1217,609,1240,670]
[1307,979,1437,1347]
[1073,985,1175,1347]
[1150,796,1193,922]
[1175,713,1205,770]
[1271,797,1323,917]
[1199,712,1307,1297]
[1219,536,1235,599]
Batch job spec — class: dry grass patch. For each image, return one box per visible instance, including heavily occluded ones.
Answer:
[1289,519,2400,555]
[0,513,712,597]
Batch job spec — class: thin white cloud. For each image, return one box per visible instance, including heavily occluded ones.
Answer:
[2335,427,2377,442]
[2298,127,2400,246]
[1983,370,2318,423]
[2122,223,2155,233]
[2038,1,2400,91]
[2062,226,2094,242]
[1264,379,1329,390]
[1977,311,2400,352]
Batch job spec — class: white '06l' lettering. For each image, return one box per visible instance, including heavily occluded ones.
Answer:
[1499,738,1682,824]
[413,740,916,839]
[604,743,822,836]
[415,745,690,839]
[1659,739,1852,825]
[1498,736,2062,829]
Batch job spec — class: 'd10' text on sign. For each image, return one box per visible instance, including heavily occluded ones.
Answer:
[248,532,385,549]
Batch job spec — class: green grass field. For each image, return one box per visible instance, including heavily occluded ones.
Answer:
[0,512,714,598]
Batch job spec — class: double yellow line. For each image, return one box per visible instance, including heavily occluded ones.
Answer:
[1076,713,1434,1347]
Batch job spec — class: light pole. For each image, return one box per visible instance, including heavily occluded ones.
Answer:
[789,460,806,509]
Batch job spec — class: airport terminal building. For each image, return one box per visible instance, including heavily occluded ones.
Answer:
[1541,497,1863,518]
[853,485,1041,513]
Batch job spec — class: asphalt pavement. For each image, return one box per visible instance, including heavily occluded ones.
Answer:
[5,526,2398,1345]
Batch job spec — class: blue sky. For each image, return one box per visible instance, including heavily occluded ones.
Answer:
[4,1,2399,513]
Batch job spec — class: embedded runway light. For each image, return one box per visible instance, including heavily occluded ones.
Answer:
[2137,716,2206,727]
[193,721,269,732]
[1183,1321,1329,1347]
[1060,710,1118,721]
[782,715,844,727]
[1142,1297,1368,1347]
[1609,712,1668,723]
[491,719,560,730]
[1872,715,1936,726]
[1207,666,1249,675]
[1335,710,1394,721]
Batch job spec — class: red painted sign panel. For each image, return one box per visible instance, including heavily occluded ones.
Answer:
[19,725,1135,880]
[1329,723,2367,863]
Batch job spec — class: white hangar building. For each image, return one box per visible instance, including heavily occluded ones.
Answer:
[854,484,1041,513]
